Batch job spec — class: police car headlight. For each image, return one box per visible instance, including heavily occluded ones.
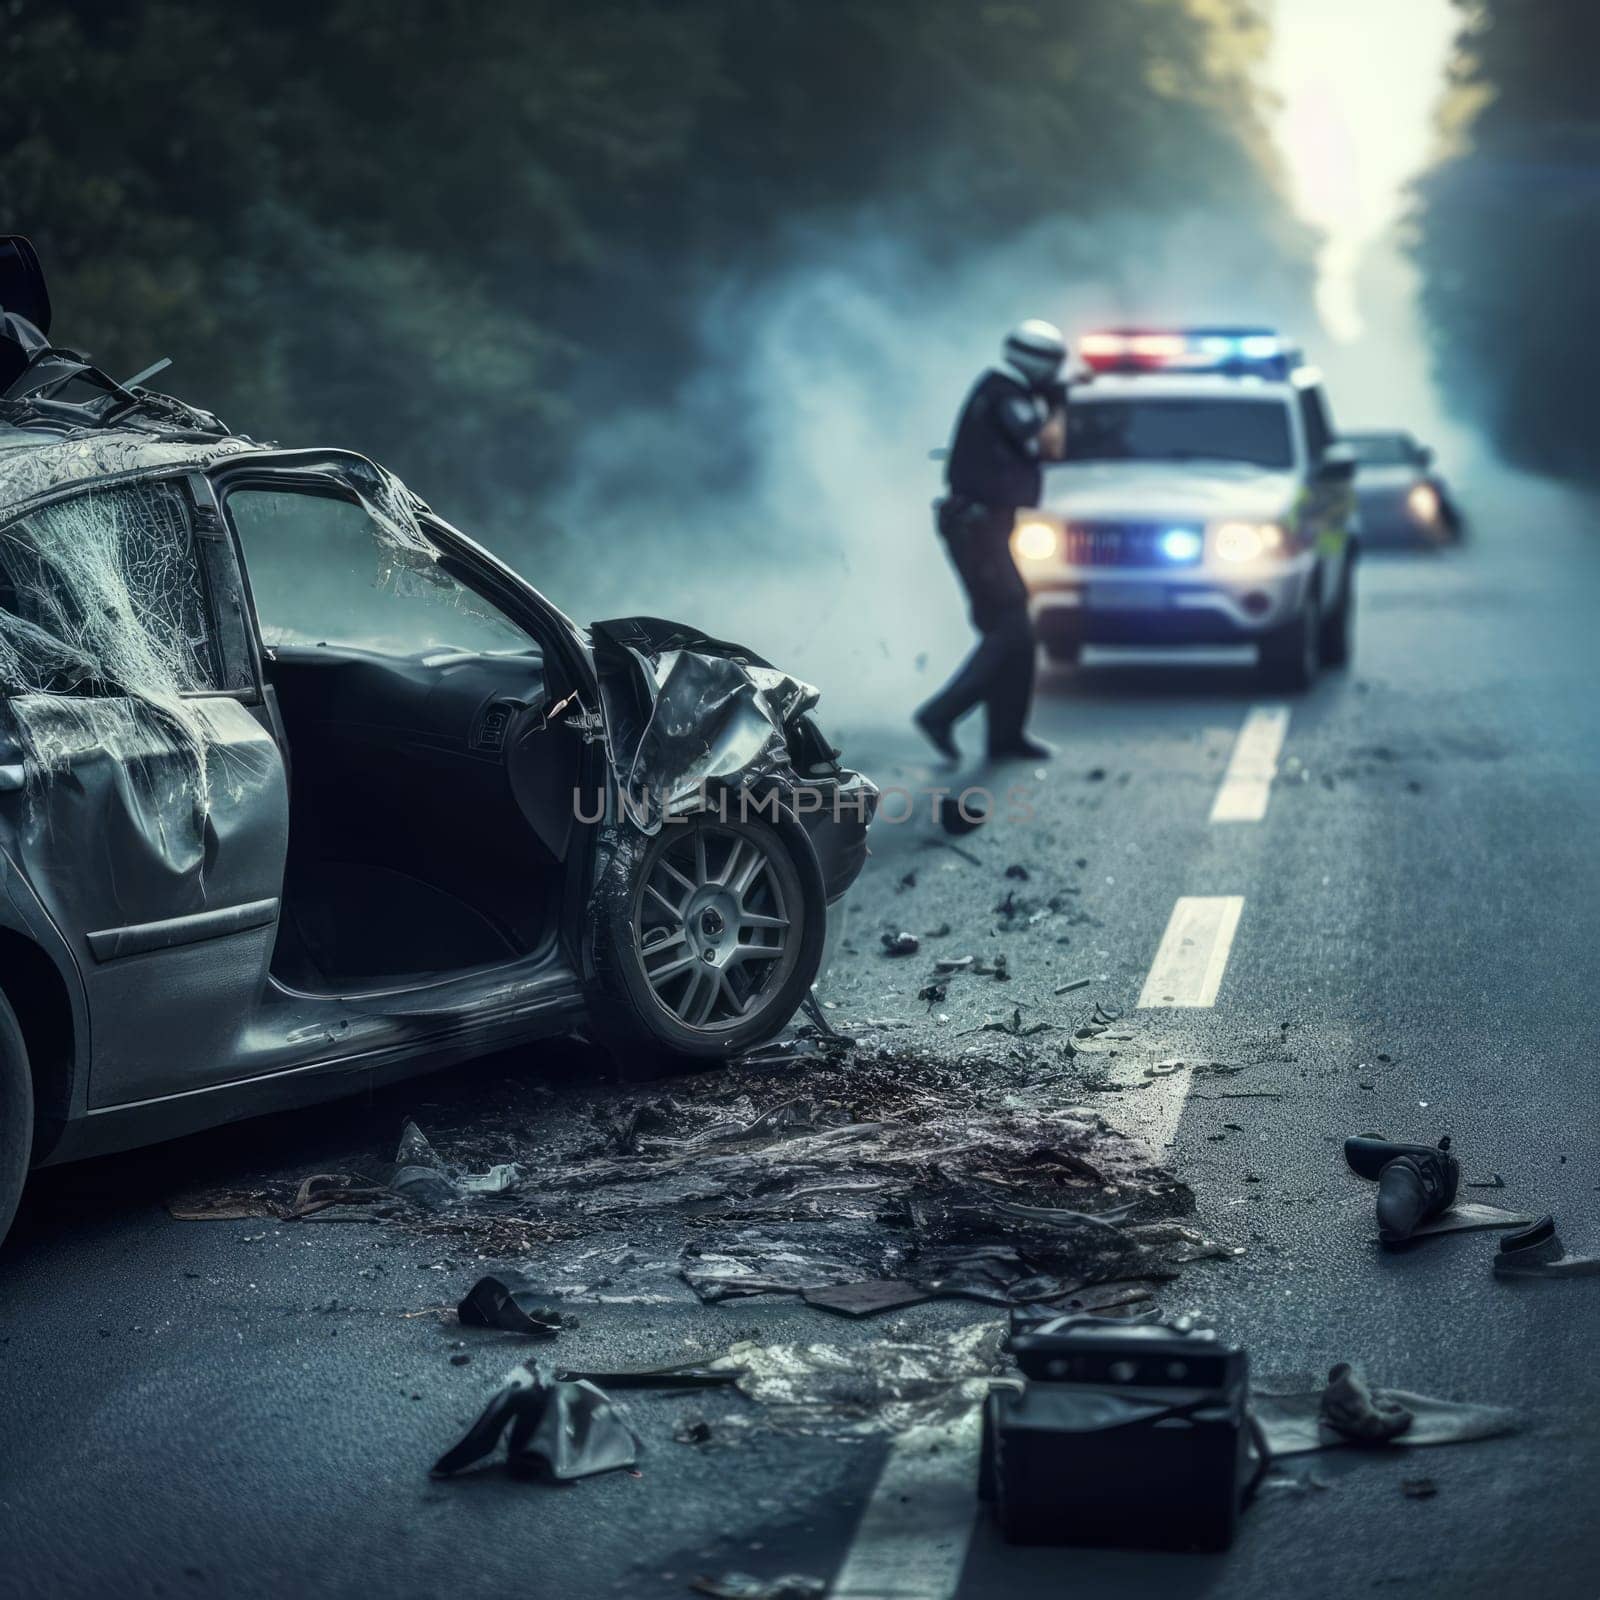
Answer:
[1013,520,1060,562]
[1213,521,1285,562]
[1407,483,1440,523]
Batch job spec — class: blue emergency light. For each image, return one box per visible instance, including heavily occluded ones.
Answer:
[1079,327,1299,379]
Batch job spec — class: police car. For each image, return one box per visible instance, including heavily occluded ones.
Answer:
[1013,328,1357,689]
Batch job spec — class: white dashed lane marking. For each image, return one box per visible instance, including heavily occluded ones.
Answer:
[1136,895,1245,1009]
[831,1412,983,1600]
[1210,703,1290,823]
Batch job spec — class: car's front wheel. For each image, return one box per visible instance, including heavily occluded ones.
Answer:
[1258,583,1321,691]
[589,809,827,1078]
[0,990,33,1248]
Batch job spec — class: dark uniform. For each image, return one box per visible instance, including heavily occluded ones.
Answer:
[918,366,1059,757]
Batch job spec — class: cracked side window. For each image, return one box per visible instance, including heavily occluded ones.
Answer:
[228,487,534,657]
[0,480,223,697]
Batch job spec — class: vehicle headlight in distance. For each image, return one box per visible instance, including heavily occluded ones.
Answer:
[1213,521,1285,562]
[1407,483,1440,523]
[1159,526,1203,562]
[1013,519,1060,561]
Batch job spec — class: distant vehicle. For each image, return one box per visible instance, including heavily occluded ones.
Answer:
[1344,429,1462,545]
[1013,327,1358,689]
[0,238,874,1245]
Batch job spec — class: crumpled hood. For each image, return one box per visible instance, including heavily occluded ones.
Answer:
[588,616,820,833]
[1039,460,1299,523]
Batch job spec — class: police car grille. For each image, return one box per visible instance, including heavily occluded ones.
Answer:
[1062,522,1171,566]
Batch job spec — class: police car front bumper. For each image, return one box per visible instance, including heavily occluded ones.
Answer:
[1025,553,1314,646]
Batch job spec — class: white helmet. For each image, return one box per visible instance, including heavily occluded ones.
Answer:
[1002,320,1067,389]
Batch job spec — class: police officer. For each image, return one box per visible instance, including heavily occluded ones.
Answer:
[915,320,1068,763]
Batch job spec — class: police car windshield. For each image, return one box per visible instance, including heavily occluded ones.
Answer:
[1064,397,1294,470]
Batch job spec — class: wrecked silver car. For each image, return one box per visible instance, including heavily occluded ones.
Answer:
[0,237,874,1242]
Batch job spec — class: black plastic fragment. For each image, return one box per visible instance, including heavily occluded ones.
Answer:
[458,1272,564,1337]
[431,1362,639,1481]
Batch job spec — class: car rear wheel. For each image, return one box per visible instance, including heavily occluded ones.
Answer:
[1258,583,1321,691]
[590,810,828,1079]
[1319,558,1355,667]
[0,991,33,1248]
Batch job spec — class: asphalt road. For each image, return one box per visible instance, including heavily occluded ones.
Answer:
[4,451,1599,1599]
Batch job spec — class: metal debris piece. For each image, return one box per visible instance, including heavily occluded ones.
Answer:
[1466,1174,1506,1189]
[1402,1477,1439,1499]
[390,1120,459,1209]
[557,1363,740,1391]
[708,1322,1003,1436]
[457,1273,565,1337]
[166,1189,281,1222]
[431,1362,640,1480]
[881,930,920,957]
[801,1280,933,1317]
[934,955,975,973]
[1054,976,1091,995]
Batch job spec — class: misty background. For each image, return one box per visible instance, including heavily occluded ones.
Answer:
[2,1,1591,724]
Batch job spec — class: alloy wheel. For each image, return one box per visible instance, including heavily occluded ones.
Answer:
[632,824,798,1031]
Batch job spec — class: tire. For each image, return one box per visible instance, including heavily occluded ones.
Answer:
[589,809,828,1079]
[1319,557,1355,668]
[1258,581,1321,692]
[0,991,33,1249]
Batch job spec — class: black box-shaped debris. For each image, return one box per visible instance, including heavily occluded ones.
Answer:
[981,1315,1253,1552]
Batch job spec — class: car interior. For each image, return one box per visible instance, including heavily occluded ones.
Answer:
[225,483,585,993]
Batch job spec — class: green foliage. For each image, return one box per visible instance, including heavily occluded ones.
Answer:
[1,0,1306,519]
[1412,0,1600,482]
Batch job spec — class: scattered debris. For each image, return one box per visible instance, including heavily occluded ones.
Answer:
[1319,1362,1412,1442]
[897,870,918,891]
[690,1574,825,1600]
[917,980,948,1007]
[934,955,975,973]
[458,1273,565,1337]
[1252,1369,1515,1456]
[924,921,952,938]
[707,1322,1003,1436]
[801,1280,932,1317]
[1493,1215,1600,1278]
[1466,1174,1506,1190]
[1053,976,1091,995]
[1345,1134,1462,1245]
[166,1189,281,1222]
[978,1007,1055,1038]
[431,1362,640,1480]
[880,930,920,957]
[675,1418,715,1446]
[935,793,987,836]
[1402,1477,1439,1499]
[1004,864,1030,881]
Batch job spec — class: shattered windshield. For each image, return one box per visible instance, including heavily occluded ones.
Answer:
[228,487,534,657]
[1064,397,1296,469]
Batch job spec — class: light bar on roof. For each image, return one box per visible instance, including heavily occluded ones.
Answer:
[1078,327,1293,376]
